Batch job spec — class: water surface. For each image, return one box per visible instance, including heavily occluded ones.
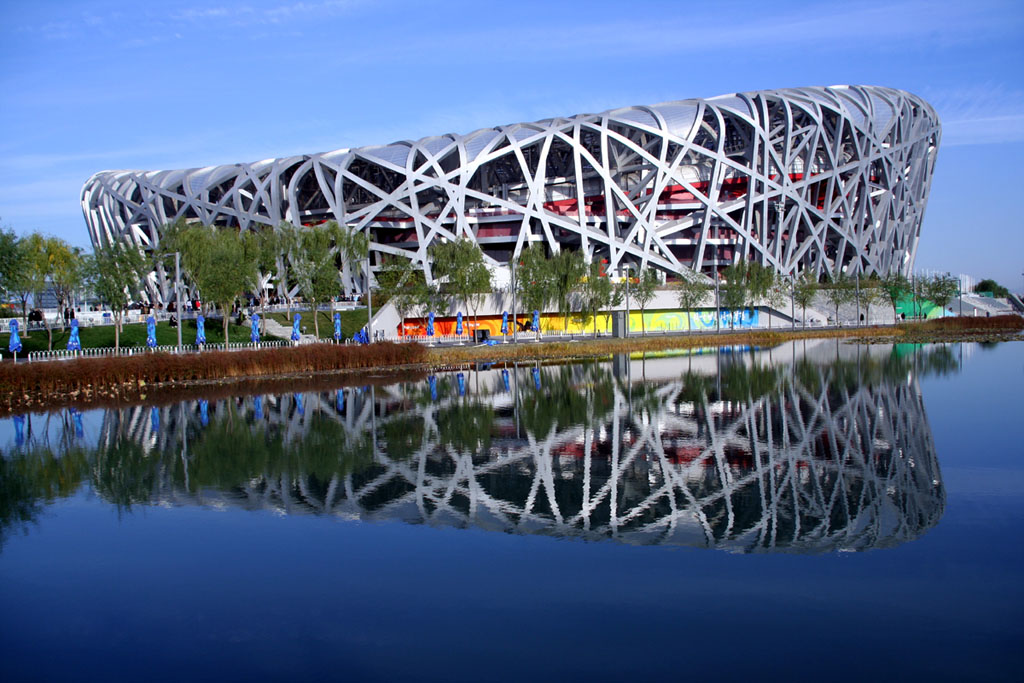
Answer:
[1,340,1021,681]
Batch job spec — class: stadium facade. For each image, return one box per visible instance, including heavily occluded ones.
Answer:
[82,85,940,302]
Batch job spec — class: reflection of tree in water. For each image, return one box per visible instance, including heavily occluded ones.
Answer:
[1,343,955,552]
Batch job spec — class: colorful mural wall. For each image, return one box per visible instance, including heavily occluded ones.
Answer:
[397,309,760,338]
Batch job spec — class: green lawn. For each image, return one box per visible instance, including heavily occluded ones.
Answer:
[1,319,252,354]
[267,309,369,340]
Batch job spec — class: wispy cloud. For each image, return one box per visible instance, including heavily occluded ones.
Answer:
[924,83,1024,145]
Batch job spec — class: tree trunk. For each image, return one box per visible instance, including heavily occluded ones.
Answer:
[261,298,267,335]
[802,305,807,329]
[44,314,52,351]
[641,307,647,336]
[312,299,320,338]
[114,311,121,352]
[222,303,230,346]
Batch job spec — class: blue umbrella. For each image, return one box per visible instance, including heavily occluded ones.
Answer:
[150,406,160,432]
[250,314,261,344]
[336,389,345,413]
[333,313,342,342]
[195,315,206,346]
[427,312,435,337]
[295,393,305,415]
[532,367,541,390]
[67,319,81,351]
[457,372,465,396]
[13,415,25,446]
[532,310,540,334]
[501,311,508,336]
[253,396,263,421]
[502,368,510,392]
[456,312,463,336]
[146,316,157,348]
[8,319,22,358]
[199,399,209,426]
[291,314,301,342]
[429,375,437,401]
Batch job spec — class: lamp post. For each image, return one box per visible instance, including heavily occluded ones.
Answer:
[511,258,517,344]
[365,254,373,342]
[174,252,182,351]
[623,264,633,338]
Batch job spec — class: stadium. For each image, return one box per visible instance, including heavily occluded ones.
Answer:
[82,85,940,304]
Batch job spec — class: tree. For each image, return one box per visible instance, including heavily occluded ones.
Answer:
[633,268,659,335]
[923,273,959,315]
[823,272,854,326]
[92,242,147,352]
[244,229,282,334]
[49,242,85,331]
[720,260,749,330]
[881,272,909,323]
[376,255,430,337]
[22,233,58,349]
[792,271,818,328]
[548,248,586,333]
[274,221,302,320]
[859,281,884,325]
[577,261,614,337]
[515,244,555,317]
[430,237,493,335]
[974,278,1010,298]
[763,270,788,330]
[164,224,256,344]
[675,277,710,332]
[293,223,343,339]
[0,228,31,326]
[745,261,774,324]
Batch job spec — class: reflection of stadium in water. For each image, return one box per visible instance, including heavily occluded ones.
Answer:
[86,340,947,553]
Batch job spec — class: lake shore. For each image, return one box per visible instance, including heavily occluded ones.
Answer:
[1,315,1021,416]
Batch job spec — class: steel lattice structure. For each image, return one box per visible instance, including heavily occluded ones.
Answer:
[82,85,940,302]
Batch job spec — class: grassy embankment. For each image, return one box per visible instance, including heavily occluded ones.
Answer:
[265,309,369,340]
[0,342,426,414]
[1,315,1020,415]
[425,315,1024,365]
[0,319,252,354]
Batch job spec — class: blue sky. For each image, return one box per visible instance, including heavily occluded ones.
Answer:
[2,0,1022,289]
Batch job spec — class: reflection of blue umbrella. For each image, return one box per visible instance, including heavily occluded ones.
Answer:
[456,312,463,336]
[532,367,541,390]
[532,310,540,334]
[199,399,209,426]
[67,319,81,351]
[336,389,345,413]
[253,396,263,421]
[196,315,206,346]
[150,406,160,432]
[291,314,302,342]
[427,312,435,337]
[457,372,465,396]
[333,313,342,342]
[250,314,261,344]
[295,393,305,415]
[429,375,437,401]
[9,319,22,357]
[14,414,25,446]
[146,316,157,348]
[502,368,510,392]
[501,312,508,336]
[71,407,83,438]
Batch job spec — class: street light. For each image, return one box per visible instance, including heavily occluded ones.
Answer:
[623,264,633,338]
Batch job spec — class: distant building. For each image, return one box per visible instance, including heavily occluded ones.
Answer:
[82,85,940,302]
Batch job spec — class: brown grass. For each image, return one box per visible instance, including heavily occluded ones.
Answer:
[0,342,426,412]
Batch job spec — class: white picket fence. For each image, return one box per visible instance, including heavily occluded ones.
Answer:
[24,340,293,363]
